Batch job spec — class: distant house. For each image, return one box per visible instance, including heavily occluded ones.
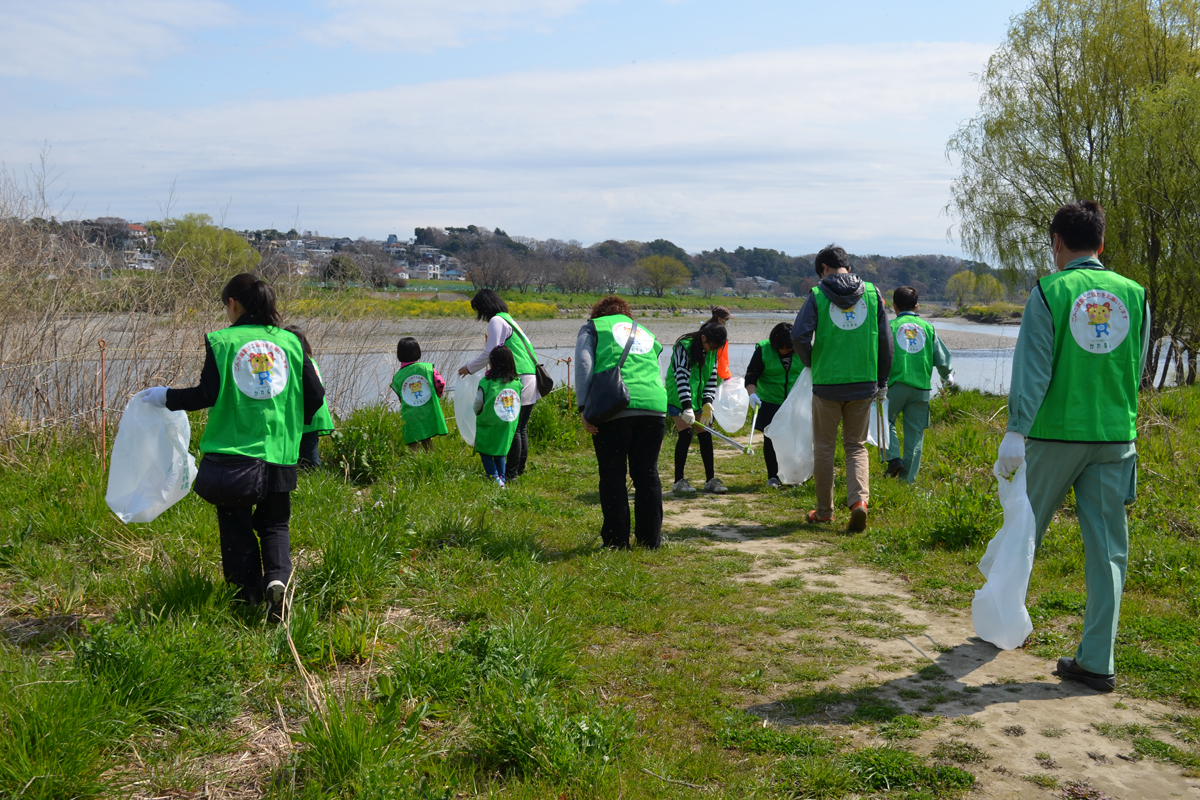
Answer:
[412,263,441,280]
[389,266,410,281]
[125,223,148,240]
[382,242,406,256]
[416,245,440,259]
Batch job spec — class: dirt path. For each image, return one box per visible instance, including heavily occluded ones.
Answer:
[662,498,1200,800]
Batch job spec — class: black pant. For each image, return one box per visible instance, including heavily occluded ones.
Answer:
[674,427,715,482]
[755,402,782,480]
[505,404,534,481]
[216,491,292,604]
[593,415,665,549]
[298,431,321,469]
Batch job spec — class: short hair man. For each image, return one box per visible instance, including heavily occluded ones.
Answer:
[884,286,954,482]
[792,245,893,531]
[996,200,1150,692]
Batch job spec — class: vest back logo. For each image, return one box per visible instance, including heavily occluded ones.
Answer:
[493,388,521,422]
[401,375,433,407]
[896,322,926,354]
[828,297,868,330]
[1069,290,1130,353]
[232,340,289,399]
[611,322,656,355]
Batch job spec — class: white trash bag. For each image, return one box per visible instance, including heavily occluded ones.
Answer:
[972,463,1037,650]
[713,377,750,433]
[105,397,196,524]
[865,398,890,450]
[763,368,814,485]
[453,371,483,448]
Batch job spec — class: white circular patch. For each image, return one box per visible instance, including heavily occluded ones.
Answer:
[493,388,521,422]
[400,374,433,407]
[611,322,655,355]
[896,322,927,354]
[1068,290,1131,354]
[232,340,289,400]
[828,298,868,330]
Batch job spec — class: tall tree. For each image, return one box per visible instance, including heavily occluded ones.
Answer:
[638,255,691,298]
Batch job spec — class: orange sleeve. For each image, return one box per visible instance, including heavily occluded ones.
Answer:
[717,341,731,381]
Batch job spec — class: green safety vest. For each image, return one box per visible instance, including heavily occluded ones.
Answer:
[754,341,800,405]
[475,375,523,456]
[1028,263,1145,442]
[201,324,306,465]
[591,315,667,414]
[391,362,449,445]
[665,337,716,411]
[888,314,937,391]
[496,312,537,375]
[811,282,880,385]
[303,359,336,435]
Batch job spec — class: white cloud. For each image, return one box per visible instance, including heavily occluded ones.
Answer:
[2,43,990,252]
[0,0,237,83]
[309,0,592,52]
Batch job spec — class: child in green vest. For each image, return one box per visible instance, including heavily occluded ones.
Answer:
[667,321,728,494]
[883,287,954,483]
[745,322,802,487]
[473,345,522,486]
[391,337,448,451]
[285,326,335,469]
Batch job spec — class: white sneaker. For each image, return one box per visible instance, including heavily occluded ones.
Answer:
[265,580,287,622]
[766,477,782,488]
[672,479,697,494]
[703,478,728,494]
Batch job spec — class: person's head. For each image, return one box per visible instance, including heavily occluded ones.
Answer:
[589,295,633,319]
[470,289,509,322]
[221,273,281,327]
[893,286,919,313]
[768,321,793,355]
[814,245,851,278]
[486,344,518,382]
[678,321,727,363]
[396,336,421,363]
[284,325,313,357]
[1049,200,1105,265]
[709,305,732,326]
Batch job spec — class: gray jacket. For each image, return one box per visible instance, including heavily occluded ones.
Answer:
[792,272,893,402]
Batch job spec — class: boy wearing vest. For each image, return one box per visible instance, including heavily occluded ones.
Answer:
[883,287,954,483]
[473,345,522,487]
[997,200,1149,693]
[285,326,335,469]
[667,321,729,494]
[391,337,448,452]
[793,245,893,532]
[745,322,802,487]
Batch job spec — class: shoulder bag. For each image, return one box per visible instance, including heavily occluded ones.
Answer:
[509,319,555,397]
[582,321,639,426]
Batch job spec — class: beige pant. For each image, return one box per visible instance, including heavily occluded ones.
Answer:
[812,395,873,517]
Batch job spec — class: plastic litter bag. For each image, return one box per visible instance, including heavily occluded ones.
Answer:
[105,398,196,524]
[713,377,750,433]
[453,371,483,448]
[864,398,890,450]
[763,368,814,485]
[972,463,1037,650]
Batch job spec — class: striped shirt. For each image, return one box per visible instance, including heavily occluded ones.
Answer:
[671,341,720,410]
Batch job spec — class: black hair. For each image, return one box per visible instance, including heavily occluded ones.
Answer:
[1049,200,1105,252]
[471,289,509,322]
[283,325,313,357]
[768,322,793,353]
[814,244,851,277]
[221,273,282,328]
[396,336,421,363]
[486,345,518,382]
[676,321,727,365]
[893,286,919,312]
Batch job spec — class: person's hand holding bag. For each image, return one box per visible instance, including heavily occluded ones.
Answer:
[996,431,1026,477]
[137,387,169,408]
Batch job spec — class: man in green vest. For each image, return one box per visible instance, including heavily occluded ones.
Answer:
[884,286,954,483]
[793,244,893,532]
[997,200,1150,693]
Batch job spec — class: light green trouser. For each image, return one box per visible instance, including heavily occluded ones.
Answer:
[1025,439,1138,676]
[885,382,930,483]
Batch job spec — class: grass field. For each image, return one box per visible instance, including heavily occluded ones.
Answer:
[0,386,1198,798]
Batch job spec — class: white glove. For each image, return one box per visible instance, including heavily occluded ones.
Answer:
[138,387,169,408]
[699,403,714,427]
[875,384,888,403]
[946,372,957,386]
[996,431,1026,477]
[680,407,696,426]
[748,392,762,408]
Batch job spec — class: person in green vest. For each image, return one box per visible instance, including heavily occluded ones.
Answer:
[459,290,542,482]
[391,336,448,451]
[667,321,728,494]
[745,322,802,487]
[284,326,335,469]
[792,244,893,531]
[996,200,1150,693]
[883,287,954,483]
[575,295,668,548]
[472,345,522,487]
[136,274,325,618]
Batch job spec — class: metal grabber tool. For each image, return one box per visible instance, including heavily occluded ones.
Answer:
[697,422,750,455]
[744,405,760,455]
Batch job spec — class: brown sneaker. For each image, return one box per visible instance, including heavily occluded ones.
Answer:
[806,509,833,523]
[848,501,868,533]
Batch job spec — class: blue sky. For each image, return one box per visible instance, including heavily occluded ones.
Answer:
[0,1,1029,256]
